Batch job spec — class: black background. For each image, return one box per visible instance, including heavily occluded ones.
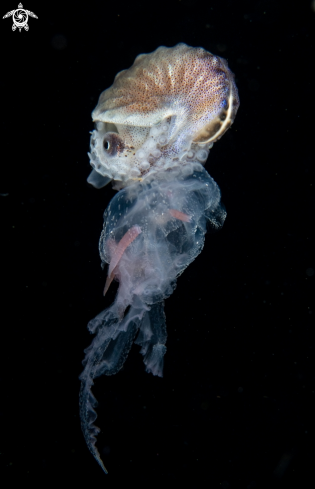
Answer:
[1,1,314,487]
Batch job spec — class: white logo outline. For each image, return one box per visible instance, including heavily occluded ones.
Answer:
[3,3,38,32]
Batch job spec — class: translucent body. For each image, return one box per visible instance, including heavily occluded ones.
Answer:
[80,43,239,474]
[79,163,226,472]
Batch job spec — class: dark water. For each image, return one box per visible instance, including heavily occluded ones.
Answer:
[1,1,314,487]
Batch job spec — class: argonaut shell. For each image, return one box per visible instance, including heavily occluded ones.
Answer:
[88,43,239,189]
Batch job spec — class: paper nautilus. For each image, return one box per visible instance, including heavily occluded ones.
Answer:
[88,42,239,190]
[80,43,239,474]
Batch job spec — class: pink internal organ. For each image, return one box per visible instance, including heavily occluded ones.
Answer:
[169,208,191,222]
[103,210,190,296]
[103,225,142,296]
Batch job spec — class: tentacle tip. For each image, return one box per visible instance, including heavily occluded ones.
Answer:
[99,460,108,474]
[94,448,108,474]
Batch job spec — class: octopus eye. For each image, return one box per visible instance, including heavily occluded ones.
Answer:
[100,131,125,156]
[103,139,110,151]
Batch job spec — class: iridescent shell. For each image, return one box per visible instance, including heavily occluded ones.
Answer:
[88,43,239,190]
